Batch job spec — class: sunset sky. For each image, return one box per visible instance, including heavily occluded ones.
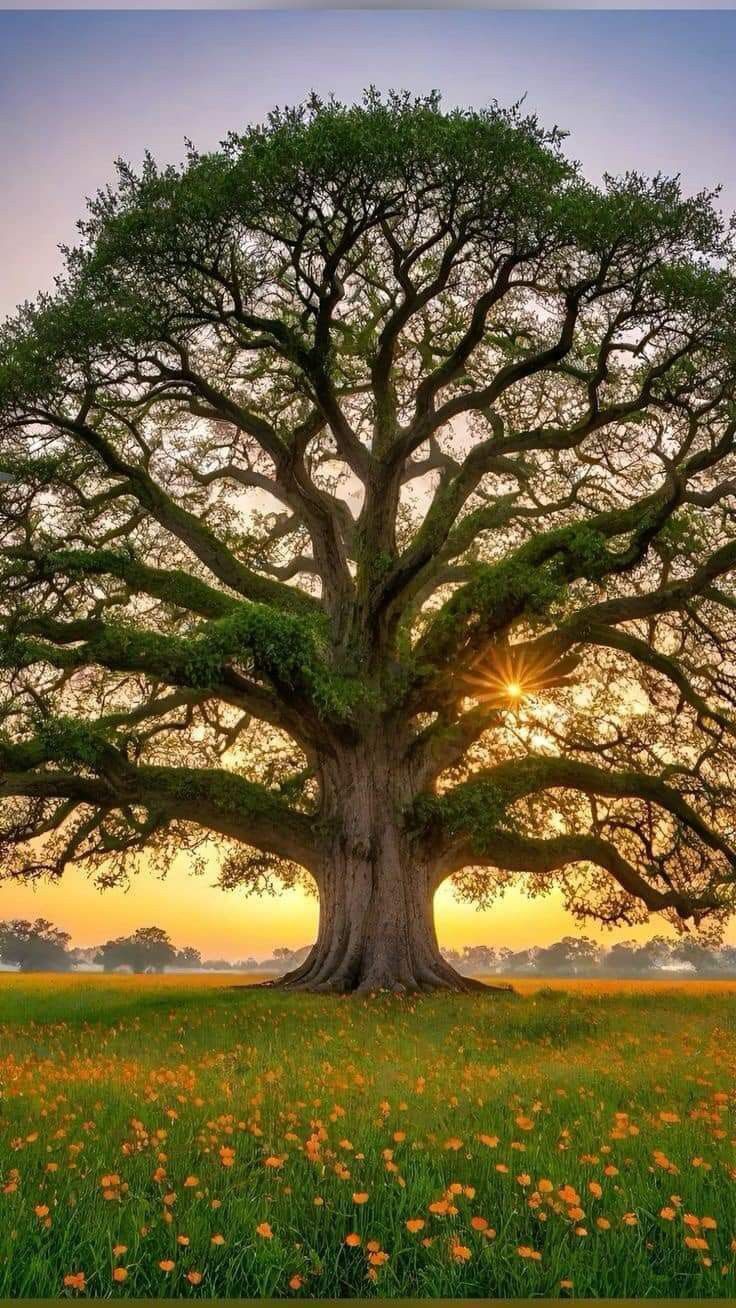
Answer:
[2,10,736,958]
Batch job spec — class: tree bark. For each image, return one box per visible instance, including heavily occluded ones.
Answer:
[274,740,499,994]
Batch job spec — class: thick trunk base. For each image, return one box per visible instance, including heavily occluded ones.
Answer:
[272,958,508,995]
[266,743,512,995]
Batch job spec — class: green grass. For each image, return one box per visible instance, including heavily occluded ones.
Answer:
[0,974,735,1298]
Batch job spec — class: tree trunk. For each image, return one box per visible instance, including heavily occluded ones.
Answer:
[274,741,499,994]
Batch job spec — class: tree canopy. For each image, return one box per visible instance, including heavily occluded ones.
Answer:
[0,918,73,971]
[2,91,736,987]
[95,925,177,973]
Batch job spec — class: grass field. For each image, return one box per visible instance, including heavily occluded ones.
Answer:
[0,974,735,1299]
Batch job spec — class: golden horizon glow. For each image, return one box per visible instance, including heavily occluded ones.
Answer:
[1,858,734,961]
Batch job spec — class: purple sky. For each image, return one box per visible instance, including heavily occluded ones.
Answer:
[1,11,736,317]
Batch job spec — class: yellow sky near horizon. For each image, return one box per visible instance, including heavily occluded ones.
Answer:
[2,854,729,960]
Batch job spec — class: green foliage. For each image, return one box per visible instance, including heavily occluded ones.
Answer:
[419,525,610,668]
[33,715,114,769]
[408,780,508,852]
[143,764,296,824]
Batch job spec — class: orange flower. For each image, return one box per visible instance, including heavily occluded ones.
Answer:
[352,1192,369,1205]
[451,1244,471,1262]
[211,1234,226,1246]
[660,1207,676,1221]
[112,1245,127,1258]
[112,1268,128,1284]
[470,1216,488,1231]
[596,1217,611,1231]
[34,1204,50,1218]
[219,1146,235,1168]
[517,1246,542,1261]
[406,1219,425,1234]
[588,1181,602,1199]
[368,1251,389,1266]
[345,1234,361,1247]
[685,1236,709,1251]
[183,1175,199,1188]
[63,1272,86,1292]
[158,1260,175,1273]
[256,1222,273,1239]
[265,1156,284,1169]
[186,1271,203,1285]
[444,1137,463,1151]
[515,1115,535,1131]
[289,1275,304,1291]
[176,1235,190,1247]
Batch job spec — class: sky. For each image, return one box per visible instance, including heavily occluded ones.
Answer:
[2,10,736,958]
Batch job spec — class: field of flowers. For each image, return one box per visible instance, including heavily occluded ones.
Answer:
[0,973,735,1299]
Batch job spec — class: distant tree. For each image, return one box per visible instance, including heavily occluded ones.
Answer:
[202,957,234,971]
[668,937,721,974]
[265,944,312,974]
[0,918,73,971]
[600,935,673,975]
[174,945,202,969]
[3,93,736,992]
[494,947,515,973]
[96,925,177,973]
[70,945,99,966]
[533,935,601,976]
[460,944,499,973]
[504,947,538,975]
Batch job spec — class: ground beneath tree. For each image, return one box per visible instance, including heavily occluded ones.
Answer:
[0,973,732,1298]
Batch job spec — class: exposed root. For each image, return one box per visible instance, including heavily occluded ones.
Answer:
[267,962,513,996]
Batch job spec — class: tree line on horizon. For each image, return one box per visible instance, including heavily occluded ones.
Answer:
[2,917,736,978]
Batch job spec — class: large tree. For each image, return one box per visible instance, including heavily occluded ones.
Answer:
[2,92,736,992]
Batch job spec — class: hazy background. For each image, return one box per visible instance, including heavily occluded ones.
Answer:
[2,10,736,957]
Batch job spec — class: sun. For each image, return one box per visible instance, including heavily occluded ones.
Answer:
[463,643,581,709]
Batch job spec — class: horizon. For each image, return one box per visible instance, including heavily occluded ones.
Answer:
[2,9,736,958]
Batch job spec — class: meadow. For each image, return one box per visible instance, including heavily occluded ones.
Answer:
[0,974,735,1299]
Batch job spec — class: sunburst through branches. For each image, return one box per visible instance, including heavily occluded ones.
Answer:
[464,645,581,709]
